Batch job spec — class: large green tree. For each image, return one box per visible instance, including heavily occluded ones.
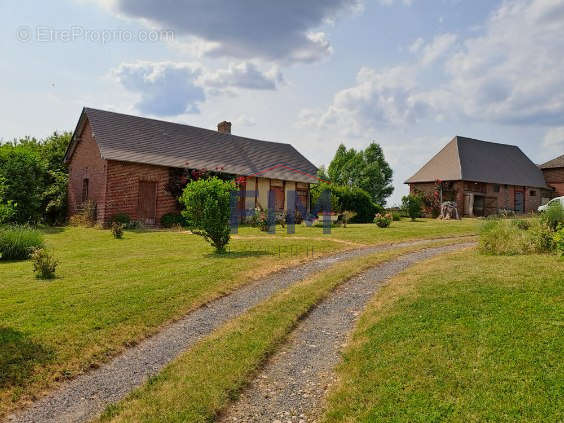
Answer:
[327,142,393,205]
[0,145,45,223]
[0,131,71,224]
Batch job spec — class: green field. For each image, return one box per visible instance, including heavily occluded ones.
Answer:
[0,219,478,416]
[234,218,478,245]
[322,250,564,422]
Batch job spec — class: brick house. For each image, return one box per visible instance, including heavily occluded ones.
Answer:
[405,136,551,217]
[64,108,318,226]
[539,154,564,197]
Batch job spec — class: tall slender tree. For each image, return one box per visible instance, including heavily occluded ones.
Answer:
[327,142,393,205]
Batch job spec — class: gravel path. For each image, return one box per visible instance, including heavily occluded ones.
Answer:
[219,242,475,423]
[5,237,469,423]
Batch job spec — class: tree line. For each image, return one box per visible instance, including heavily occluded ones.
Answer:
[0,132,71,225]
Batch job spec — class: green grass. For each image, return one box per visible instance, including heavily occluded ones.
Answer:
[322,250,564,422]
[0,227,341,415]
[235,218,478,245]
[0,219,478,416]
[97,238,471,423]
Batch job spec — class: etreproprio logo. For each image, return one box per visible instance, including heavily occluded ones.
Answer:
[227,163,333,234]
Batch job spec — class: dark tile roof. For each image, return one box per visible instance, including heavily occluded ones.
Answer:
[66,108,318,184]
[539,154,564,169]
[405,136,549,188]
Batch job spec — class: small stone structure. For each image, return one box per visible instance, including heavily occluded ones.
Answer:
[438,201,460,220]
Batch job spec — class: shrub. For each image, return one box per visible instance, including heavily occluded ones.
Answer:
[111,213,131,227]
[530,222,555,253]
[553,226,564,255]
[111,222,124,239]
[0,132,71,225]
[0,177,17,224]
[42,170,68,225]
[391,211,401,221]
[498,209,516,218]
[512,219,531,230]
[311,184,382,223]
[402,194,423,221]
[31,248,58,279]
[479,219,555,255]
[374,213,392,228]
[69,201,97,227]
[541,201,564,231]
[250,208,271,232]
[341,210,357,228]
[0,200,16,224]
[310,183,341,215]
[0,146,45,224]
[335,186,383,223]
[160,213,187,228]
[0,225,43,260]
[180,177,236,253]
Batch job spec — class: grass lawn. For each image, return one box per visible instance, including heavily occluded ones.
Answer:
[0,219,478,416]
[0,227,342,415]
[322,250,564,422]
[97,238,470,423]
[235,217,479,245]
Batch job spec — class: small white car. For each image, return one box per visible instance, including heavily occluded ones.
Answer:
[538,196,564,212]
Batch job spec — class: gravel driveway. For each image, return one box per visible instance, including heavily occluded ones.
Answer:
[5,238,469,423]
[219,243,475,423]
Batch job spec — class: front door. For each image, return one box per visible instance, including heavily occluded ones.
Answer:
[473,195,485,217]
[138,181,157,225]
[270,187,285,212]
[515,191,524,214]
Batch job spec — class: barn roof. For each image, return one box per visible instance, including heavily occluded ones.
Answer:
[539,154,564,169]
[65,108,319,184]
[405,136,548,188]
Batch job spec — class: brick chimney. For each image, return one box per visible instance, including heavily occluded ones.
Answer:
[217,121,231,134]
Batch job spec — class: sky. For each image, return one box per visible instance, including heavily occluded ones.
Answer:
[1,0,563,205]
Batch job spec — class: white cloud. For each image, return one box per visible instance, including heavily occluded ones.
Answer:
[201,62,283,91]
[409,37,424,53]
[442,0,564,125]
[420,33,457,66]
[377,0,415,5]
[113,60,285,116]
[113,61,205,116]
[543,126,564,157]
[233,115,257,127]
[301,65,435,135]
[98,0,361,63]
[302,0,564,134]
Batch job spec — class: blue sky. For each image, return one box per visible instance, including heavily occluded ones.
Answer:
[1,0,563,204]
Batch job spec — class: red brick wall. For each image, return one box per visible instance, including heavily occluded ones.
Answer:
[542,168,564,197]
[67,121,108,224]
[409,181,464,216]
[409,181,542,216]
[104,160,179,225]
[525,187,542,212]
[496,184,514,210]
[67,120,180,226]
